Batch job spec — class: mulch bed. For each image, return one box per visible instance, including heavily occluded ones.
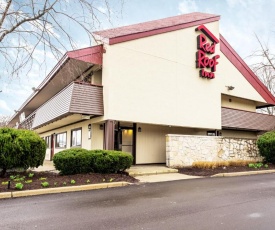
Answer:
[0,171,138,193]
[2,164,275,193]
[178,164,275,177]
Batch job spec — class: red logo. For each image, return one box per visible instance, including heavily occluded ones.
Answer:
[195,25,220,79]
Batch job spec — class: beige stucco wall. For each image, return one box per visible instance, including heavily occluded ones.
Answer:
[40,120,104,160]
[221,95,256,112]
[218,53,265,104]
[102,20,266,130]
[102,21,222,130]
[136,123,205,164]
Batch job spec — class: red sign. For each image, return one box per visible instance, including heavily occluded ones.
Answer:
[195,25,220,79]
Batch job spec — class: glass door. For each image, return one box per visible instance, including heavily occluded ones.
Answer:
[114,122,133,155]
[121,128,133,155]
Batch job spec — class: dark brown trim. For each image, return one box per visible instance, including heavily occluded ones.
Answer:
[256,104,274,109]
[55,131,67,149]
[50,134,55,161]
[222,127,261,133]
[104,120,115,150]
[70,127,82,147]
[133,123,137,165]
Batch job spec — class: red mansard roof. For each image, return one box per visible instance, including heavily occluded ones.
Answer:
[94,12,220,45]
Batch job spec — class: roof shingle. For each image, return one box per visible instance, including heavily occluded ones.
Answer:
[94,12,220,45]
[222,107,275,131]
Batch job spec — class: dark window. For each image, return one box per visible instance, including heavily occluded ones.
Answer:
[55,132,67,148]
[207,130,216,136]
[71,128,82,147]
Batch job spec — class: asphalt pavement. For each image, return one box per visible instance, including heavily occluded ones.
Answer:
[1,174,275,230]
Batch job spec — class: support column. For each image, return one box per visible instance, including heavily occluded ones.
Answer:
[104,120,115,150]
[133,123,137,165]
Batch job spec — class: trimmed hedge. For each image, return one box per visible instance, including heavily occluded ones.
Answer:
[0,127,46,176]
[257,130,275,163]
[53,149,133,175]
[52,148,91,175]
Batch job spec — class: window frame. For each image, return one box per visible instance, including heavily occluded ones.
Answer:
[55,132,67,148]
[71,128,82,147]
[45,136,51,149]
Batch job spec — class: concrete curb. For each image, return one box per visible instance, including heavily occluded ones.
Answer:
[211,169,275,177]
[0,192,11,199]
[129,169,178,177]
[0,182,130,199]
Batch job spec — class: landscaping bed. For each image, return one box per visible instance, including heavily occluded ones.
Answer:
[178,163,275,177]
[0,171,138,193]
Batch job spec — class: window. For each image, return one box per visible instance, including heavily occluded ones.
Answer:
[207,130,216,136]
[55,132,67,148]
[71,128,82,147]
[45,136,51,148]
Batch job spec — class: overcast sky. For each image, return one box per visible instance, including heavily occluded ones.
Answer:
[1,0,275,116]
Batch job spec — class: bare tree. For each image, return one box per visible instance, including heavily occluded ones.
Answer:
[0,115,10,127]
[0,0,123,79]
[250,35,275,115]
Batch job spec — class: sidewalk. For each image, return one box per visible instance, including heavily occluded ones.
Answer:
[135,173,201,182]
[126,164,200,182]
[32,160,56,172]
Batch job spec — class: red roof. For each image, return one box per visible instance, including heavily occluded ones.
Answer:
[94,12,220,45]
[67,45,103,65]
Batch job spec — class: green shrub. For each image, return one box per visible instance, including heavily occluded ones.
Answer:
[257,131,275,163]
[53,148,133,175]
[53,148,91,175]
[91,150,133,173]
[0,127,46,176]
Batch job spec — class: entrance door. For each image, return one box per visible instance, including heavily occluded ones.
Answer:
[121,128,133,154]
[114,122,136,164]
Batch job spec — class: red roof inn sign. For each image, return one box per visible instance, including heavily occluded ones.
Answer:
[196,25,220,79]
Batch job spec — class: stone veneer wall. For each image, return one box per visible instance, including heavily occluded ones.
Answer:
[166,134,262,168]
